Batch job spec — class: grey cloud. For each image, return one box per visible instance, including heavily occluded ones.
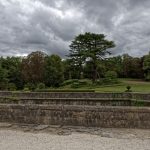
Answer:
[0,0,150,57]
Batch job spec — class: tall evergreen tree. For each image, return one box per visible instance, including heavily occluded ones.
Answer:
[69,32,115,82]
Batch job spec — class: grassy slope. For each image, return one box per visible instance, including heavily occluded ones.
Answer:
[61,79,150,93]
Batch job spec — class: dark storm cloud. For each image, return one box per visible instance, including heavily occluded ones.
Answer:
[0,0,150,57]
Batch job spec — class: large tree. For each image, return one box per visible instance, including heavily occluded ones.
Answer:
[44,55,64,87]
[1,57,23,89]
[122,54,143,79]
[143,52,150,81]
[0,65,8,90]
[21,51,46,84]
[104,56,123,77]
[69,32,115,82]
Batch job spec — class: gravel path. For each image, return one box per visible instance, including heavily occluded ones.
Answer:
[0,124,150,150]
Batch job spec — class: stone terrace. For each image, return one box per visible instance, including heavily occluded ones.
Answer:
[0,91,150,129]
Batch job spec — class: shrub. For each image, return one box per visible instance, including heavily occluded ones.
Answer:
[24,83,36,91]
[61,79,91,88]
[125,85,132,92]
[23,87,29,91]
[103,71,118,84]
[37,83,45,89]
[104,71,118,79]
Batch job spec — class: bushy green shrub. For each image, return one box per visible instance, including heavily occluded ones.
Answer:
[125,85,132,92]
[23,87,29,91]
[103,71,118,84]
[37,83,45,89]
[24,83,36,91]
[61,79,91,88]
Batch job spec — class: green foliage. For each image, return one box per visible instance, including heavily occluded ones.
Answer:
[62,79,91,89]
[103,79,118,85]
[71,82,80,88]
[63,59,73,80]
[0,57,24,89]
[96,71,119,85]
[61,79,79,86]
[0,66,8,82]
[24,83,36,91]
[126,85,131,90]
[104,56,123,77]
[104,71,117,79]
[122,54,143,79]
[143,53,150,81]
[95,78,119,86]
[0,49,150,91]
[125,85,132,92]
[21,51,46,84]
[145,72,150,81]
[23,87,30,91]
[143,52,150,70]
[132,100,144,107]
[0,65,8,90]
[69,32,115,82]
[37,83,45,89]
[44,55,64,87]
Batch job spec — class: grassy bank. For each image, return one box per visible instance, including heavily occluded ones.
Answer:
[58,79,150,93]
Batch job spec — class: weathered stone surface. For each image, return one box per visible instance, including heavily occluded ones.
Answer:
[0,123,12,128]
[0,92,150,106]
[0,92,149,129]
[0,104,149,129]
[34,125,49,130]
[0,91,149,100]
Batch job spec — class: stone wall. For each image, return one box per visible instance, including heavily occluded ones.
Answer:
[0,91,150,100]
[0,91,131,98]
[0,104,149,129]
[0,92,150,129]
[0,92,150,106]
[0,97,132,106]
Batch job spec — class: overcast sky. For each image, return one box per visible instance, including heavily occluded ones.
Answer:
[0,0,150,57]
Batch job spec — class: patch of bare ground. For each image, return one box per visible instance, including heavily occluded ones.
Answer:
[0,123,150,150]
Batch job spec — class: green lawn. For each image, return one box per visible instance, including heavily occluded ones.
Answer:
[95,79,150,92]
[61,79,150,93]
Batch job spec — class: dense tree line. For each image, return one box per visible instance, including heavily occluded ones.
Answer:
[0,51,149,90]
[0,32,150,90]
